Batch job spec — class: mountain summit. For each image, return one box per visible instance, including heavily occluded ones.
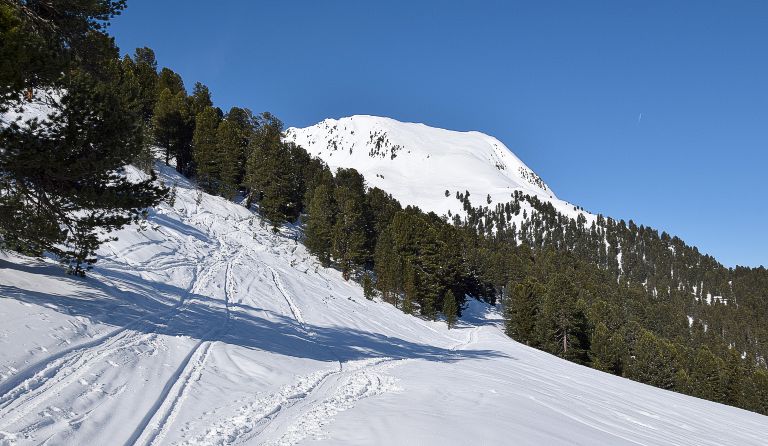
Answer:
[286,115,582,218]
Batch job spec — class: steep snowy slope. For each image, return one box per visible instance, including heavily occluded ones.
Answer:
[285,115,588,220]
[1,164,766,445]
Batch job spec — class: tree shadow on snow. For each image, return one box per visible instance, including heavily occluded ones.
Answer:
[0,263,510,366]
[148,213,209,242]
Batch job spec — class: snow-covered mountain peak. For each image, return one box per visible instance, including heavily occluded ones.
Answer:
[285,115,560,217]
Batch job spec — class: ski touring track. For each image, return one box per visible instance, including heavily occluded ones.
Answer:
[173,260,412,446]
[451,325,480,352]
[175,349,405,446]
[0,209,234,444]
[238,259,482,446]
[128,218,241,446]
[254,357,403,446]
[267,265,306,330]
[0,249,223,438]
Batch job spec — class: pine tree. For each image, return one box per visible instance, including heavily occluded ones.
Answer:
[435,223,468,312]
[215,108,253,199]
[0,2,166,275]
[411,216,442,320]
[332,183,367,280]
[590,322,613,372]
[214,119,239,199]
[748,370,768,415]
[373,226,403,306]
[133,121,156,174]
[538,273,588,360]
[1,66,166,275]
[403,261,419,313]
[626,330,678,390]
[166,181,177,207]
[305,183,336,266]
[590,322,627,374]
[722,349,747,407]
[362,272,375,300]
[284,142,312,218]
[421,290,438,320]
[443,291,459,329]
[689,347,725,401]
[121,47,159,122]
[365,187,401,251]
[188,81,213,117]
[152,88,193,172]
[0,0,126,105]
[222,106,255,185]
[192,106,221,194]
[157,67,185,96]
[244,113,298,228]
[246,142,293,228]
[402,287,414,314]
[506,277,541,346]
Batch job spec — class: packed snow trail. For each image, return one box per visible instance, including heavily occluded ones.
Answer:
[255,358,404,446]
[1,163,767,445]
[129,223,240,446]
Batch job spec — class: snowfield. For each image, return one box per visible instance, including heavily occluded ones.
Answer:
[285,115,591,222]
[0,163,766,445]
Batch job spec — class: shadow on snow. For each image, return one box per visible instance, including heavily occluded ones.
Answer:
[0,259,509,367]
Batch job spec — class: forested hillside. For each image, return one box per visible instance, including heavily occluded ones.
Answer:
[460,192,768,413]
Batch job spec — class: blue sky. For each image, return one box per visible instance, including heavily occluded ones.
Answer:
[112,1,768,267]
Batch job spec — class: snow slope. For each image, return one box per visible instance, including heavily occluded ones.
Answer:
[1,164,766,445]
[285,115,589,221]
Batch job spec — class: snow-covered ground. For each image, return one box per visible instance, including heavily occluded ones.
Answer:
[0,164,766,445]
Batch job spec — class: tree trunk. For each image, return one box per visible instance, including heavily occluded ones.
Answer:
[563,329,568,354]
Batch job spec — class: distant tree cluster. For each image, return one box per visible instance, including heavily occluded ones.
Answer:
[303,168,493,325]
[450,191,768,415]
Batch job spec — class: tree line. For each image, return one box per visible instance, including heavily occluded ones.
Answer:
[453,191,768,415]
[126,48,498,325]
[0,1,492,328]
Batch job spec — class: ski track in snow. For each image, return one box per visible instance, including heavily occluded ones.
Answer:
[0,260,215,436]
[0,179,249,444]
[176,365,342,446]
[0,253,205,423]
[0,327,156,432]
[258,359,403,446]
[178,292,482,445]
[267,265,306,329]
[117,196,401,446]
[177,358,403,446]
[130,218,243,446]
[171,248,406,446]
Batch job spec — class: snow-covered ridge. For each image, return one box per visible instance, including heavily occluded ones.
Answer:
[285,115,587,221]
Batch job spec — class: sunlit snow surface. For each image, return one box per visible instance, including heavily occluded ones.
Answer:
[0,163,765,445]
[285,115,592,223]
